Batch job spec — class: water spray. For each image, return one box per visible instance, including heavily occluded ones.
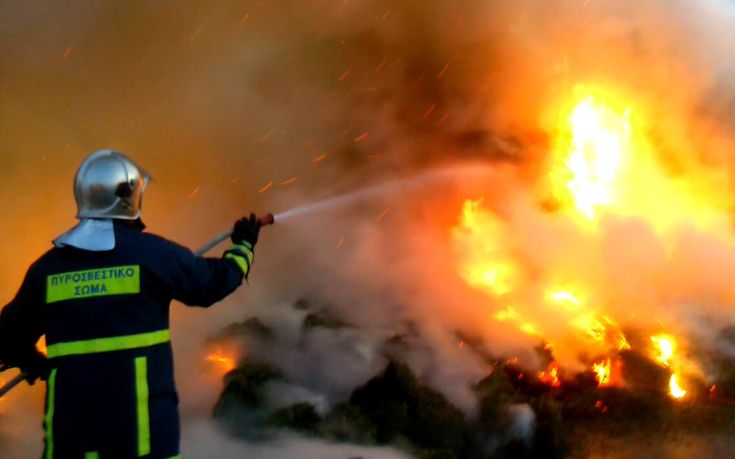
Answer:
[195,165,494,255]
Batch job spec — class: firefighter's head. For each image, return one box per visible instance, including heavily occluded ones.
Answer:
[74,150,151,220]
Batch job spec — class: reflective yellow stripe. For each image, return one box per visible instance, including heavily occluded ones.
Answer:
[224,253,249,276]
[232,242,254,265]
[44,369,57,459]
[225,242,254,276]
[46,265,140,304]
[46,330,170,358]
[135,357,151,457]
[84,453,99,459]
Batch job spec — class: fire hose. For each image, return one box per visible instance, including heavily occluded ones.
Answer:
[0,214,275,398]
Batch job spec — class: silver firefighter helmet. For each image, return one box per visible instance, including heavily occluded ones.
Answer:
[74,149,151,220]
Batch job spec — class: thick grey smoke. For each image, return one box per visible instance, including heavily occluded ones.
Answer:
[2,0,735,457]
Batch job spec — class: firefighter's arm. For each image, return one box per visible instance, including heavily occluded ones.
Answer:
[163,214,260,307]
[0,269,49,383]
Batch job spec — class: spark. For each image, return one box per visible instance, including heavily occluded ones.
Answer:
[354,132,369,142]
[423,103,436,119]
[381,9,391,20]
[187,185,200,199]
[339,68,352,82]
[61,47,72,59]
[434,112,451,127]
[375,55,388,73]
[280,178,297,186]
[258,182,273,193]
[336,237,344,249]
[240,13,250,23]
[312,154,327,164]
[258,129,275,143]
[375,208,391,222]
[437,62,450,80]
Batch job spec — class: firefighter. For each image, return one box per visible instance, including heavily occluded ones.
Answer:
[0,149,261,458]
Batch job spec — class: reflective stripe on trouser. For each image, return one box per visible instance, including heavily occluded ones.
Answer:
[44,369,58,459]
[135,356,151,457]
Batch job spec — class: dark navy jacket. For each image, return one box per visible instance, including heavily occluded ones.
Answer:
[0,222,251,459]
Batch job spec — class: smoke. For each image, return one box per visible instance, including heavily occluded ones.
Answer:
[2,0,735,456]
[181,419,412,459]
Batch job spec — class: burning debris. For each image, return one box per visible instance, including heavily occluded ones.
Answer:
[203,297,735,459]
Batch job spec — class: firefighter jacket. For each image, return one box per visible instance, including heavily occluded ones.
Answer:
[0,222,254,458]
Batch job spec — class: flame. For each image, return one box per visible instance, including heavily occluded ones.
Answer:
[453,199,520,296]
[452,85,718,398]
[546,289,584,312]
[669,374,687,399]
[650,334,675,367]
[538,362,561,388]
[548,85,732,235]
[592,358,612,387]
[650,334,689,399]
[556,95,629,219]
[617,335,632,352]
[206,351,235,373]
[572,315,608,344]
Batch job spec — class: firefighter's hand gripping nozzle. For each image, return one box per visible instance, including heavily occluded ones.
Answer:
[231,213,275,247]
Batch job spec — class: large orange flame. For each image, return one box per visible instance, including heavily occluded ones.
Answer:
[451,85,718,397]
[547,85,732,236]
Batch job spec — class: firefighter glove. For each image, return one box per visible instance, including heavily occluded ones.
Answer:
[231,213,261,247]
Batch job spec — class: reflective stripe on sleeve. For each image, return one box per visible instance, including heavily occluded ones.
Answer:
[44,369,58,459]
[135,356,151,457]
[46,330,170,358]
[84,452,99,459]
[224,242,254,276]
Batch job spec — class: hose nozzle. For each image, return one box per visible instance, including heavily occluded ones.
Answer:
[258,213,275,226]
